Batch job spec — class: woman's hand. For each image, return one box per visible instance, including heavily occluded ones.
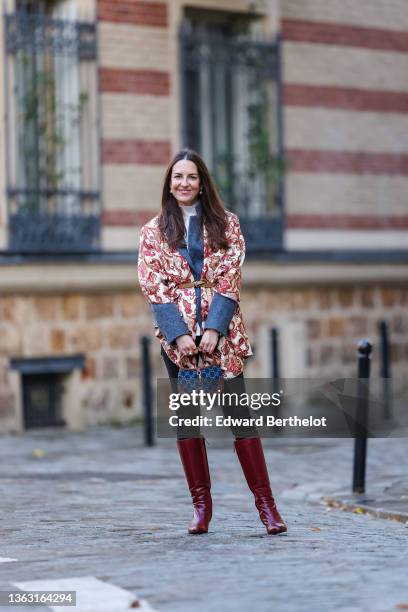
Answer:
[175,334,198,358]
[198,329,219,355]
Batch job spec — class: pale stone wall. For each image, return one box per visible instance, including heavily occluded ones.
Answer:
[0,292,164,432]
[1,284,407,432]
[285,230,408,251]
[281,0,408,29]
[284,43,408,92]
[242,285,408,380]
[99,23,171,71]
[103,165,164,212]
[286,174,408,216]
[285,109,408,155]
[101,94,171,140]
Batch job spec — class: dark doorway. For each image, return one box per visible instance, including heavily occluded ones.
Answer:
[22,373,65,429]
[10,354,84,430]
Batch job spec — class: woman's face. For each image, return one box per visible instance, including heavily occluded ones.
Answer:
[170,160,201,206]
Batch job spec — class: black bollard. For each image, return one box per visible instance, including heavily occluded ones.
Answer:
[378,320,392,419]
[352,340,372,494]
[271,327,280,379]
[270,327,281,428]
[141,335,155,447]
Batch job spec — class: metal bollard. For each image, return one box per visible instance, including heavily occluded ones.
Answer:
[352,340,372,494]
[271,327,280,379]
[141,336,155,447]
[270,327,281,427]
[378,320,392,419]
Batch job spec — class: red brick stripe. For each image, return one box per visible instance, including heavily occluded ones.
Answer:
[284,84,408,114]
[287,149,408,175]
[282,18,408,53]
[103,210,155,226]
[98,0,167,28]
[99,68,170,96]
[287,214,408,230]
[102,139,171,165]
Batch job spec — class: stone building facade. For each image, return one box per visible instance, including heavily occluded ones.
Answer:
[0,0,407,432]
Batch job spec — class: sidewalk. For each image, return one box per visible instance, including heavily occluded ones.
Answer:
[322,476,408,523]
[0,427,407,612]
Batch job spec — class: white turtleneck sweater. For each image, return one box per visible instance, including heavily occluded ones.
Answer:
[180,201,199,242]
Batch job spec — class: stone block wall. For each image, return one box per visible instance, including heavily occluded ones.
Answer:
[0,292,165,431]
[242,285,408,381]
[1,283,407,432]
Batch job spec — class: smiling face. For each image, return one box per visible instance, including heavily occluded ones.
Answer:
[170,159,201,206]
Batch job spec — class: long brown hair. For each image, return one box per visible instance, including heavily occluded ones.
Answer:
[158,148,229,251]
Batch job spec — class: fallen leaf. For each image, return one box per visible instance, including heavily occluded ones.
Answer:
[353,507,365,514]
[130,601,140,608]
[395,604,408,610]
[309,527,322,532]
[31,448,45,459]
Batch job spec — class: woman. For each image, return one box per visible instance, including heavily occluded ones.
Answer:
[138,148,286,536]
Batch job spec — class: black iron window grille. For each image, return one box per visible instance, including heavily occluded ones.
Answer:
[180,15,285,253]
[4,1,100,253]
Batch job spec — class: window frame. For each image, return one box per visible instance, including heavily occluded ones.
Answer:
[179,14,285,254]
[3,4,101,254]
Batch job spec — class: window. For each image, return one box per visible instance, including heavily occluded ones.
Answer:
[179,8,284,252]
[4,0,100,252]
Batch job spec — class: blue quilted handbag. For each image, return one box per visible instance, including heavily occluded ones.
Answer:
[178,355,223,394]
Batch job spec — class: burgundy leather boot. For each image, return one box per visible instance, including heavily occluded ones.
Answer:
[234,437,287,535]
[177,437,212,534]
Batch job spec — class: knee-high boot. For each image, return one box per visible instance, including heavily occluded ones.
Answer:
[234,437,287,535]
[176,437,212,534]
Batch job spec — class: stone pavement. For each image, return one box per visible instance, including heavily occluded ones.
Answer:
[322,477,408,523]
[0,427,407,612]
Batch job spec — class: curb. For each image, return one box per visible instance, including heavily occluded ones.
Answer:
[321,495,408,524]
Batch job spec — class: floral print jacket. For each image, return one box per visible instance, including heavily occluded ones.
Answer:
[137,210,252,378]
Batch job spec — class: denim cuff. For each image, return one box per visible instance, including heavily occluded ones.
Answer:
[150,303,189,344]
[205,293,237,336]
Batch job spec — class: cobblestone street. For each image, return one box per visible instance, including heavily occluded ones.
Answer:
[0,427,407,611]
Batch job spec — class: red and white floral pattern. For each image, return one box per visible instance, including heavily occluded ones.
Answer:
[138,211,252,378]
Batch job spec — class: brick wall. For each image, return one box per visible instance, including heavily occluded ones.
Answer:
[97,0,171,250]
[96,0,408,251]
[281,0,408,250]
